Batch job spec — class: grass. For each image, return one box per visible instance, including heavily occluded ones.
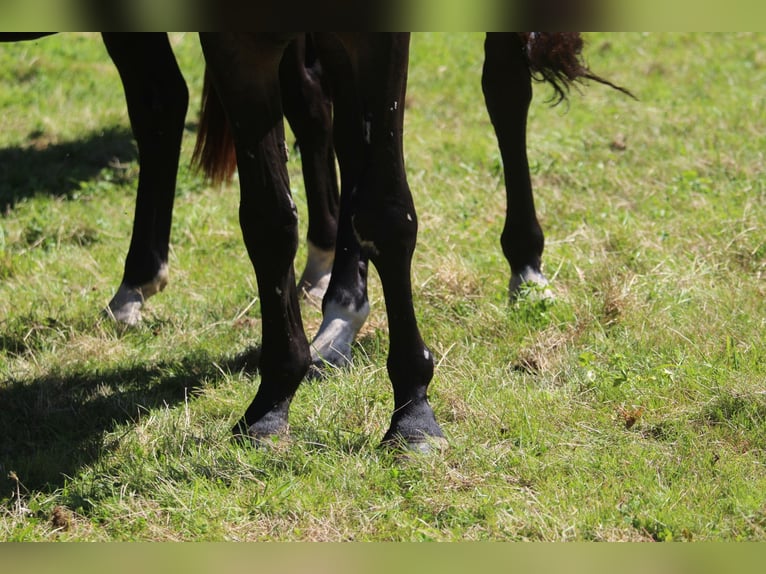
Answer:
[1,32,765,541]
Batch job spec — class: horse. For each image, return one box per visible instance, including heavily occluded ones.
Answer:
[194,33,632,373]
[196,32,632,449]
[4,33,626,450]
[194,32,445,450]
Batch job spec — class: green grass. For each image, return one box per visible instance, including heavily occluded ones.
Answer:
[1,32,765,541]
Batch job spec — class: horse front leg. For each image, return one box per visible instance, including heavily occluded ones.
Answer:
[236,126,309,439]
[102,33,189,324]
[200,33,309,441]
[482,32,551,299]
[296,34,371,375]
[337,33,445,451]
[306,174,370,375]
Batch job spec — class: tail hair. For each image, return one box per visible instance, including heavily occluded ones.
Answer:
[519,32,635,104]
[191,69,238,185]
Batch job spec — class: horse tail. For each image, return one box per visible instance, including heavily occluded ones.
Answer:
[191,68,238,185]
[519,32,635,104]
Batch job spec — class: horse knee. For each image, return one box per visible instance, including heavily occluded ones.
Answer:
[353,203,418,262]
[159,75,189,126]
[240,197,300,267]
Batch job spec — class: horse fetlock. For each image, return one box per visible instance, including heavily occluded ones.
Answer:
[298,241,334,301]
[105,264,169,325]
[309,299,370,371]
[144,263,170,297]
[509,266,553,301]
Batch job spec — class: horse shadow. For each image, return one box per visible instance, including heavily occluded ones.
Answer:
[0,126,136,212]
[0,345,262,497]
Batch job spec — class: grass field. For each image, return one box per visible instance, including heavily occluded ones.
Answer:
[1,33,765,541]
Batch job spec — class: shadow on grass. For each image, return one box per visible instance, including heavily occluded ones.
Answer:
[0,346,262,496]
[0,126,136,212]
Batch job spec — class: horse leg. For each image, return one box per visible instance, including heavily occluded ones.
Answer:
[199,33,310,440]
[102,33,189,324]
[279,35,340,301]
[302,35,372,374]
[482,33,551,299]
[306,170,370,374]
[330,33,444,450]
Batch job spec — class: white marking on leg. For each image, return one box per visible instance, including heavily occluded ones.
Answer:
[509,266,553,301]
[363,120,371,144]
[298,241,334,301]
[106,263,169,325]
[310,299,370,367]
[285,186,297,212]
[282,139,290,162]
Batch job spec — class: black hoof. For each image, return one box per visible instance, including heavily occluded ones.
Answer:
[381,395,445,452]
[231,420,290,450]
[231,399,291,448]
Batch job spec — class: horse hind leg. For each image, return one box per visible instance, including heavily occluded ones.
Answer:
[280,35,340,302]
[482,33,552,301]
[102,33,188,324]
[293,34,371,375]
[282,35,378,376]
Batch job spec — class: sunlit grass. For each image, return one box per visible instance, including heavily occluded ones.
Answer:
[1,33,765,541]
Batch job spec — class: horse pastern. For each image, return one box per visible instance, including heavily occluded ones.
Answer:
[298,242,334,301]
[105,286,144,326]
[509,269,553,301]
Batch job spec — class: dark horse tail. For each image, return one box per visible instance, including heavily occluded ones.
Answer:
[191,69,238,185]
[520,32,634,103]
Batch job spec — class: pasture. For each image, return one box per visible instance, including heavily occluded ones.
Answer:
[1,33,765,541]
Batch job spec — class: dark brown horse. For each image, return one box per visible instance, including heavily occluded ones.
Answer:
[3,33,626,451]
[200,33,631,374]
[195,33,443,450]
[195,32,630,448]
